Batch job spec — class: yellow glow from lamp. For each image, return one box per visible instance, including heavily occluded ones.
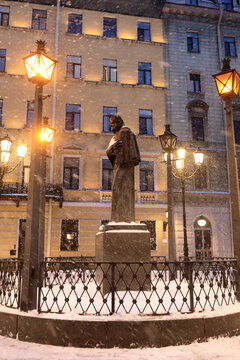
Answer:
[164,152,173,162]
[17,144,27,160]
[177,148,186,160]
[1,151,10,164]
[197,218,207,227]
[23,41,57,85]
[213,58,240,99]
[40,124,55,143]
[67,233,74,240]
[176,159,184,170]
[194,149,204,166]
[1,135,12,152]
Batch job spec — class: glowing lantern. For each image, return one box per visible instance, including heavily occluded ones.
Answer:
[197,217,207,227]
[213,58,240,99]
[176,159,184,170]
[17,144,27,160]
[0,135,11,164]
[177,148,186,160]
[194,149,204,166]
[40,117,55,144]
[23,40,57,85]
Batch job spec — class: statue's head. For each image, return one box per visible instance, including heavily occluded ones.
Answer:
[109,115,124,133]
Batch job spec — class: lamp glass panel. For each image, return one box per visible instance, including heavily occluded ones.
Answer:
[24,52,56,83]
[164,152,173,162]
[17,145,27,159]
[1,151,10,163]
[40,126,55,143]
[234,70,240,96]
[1,138,11,151]
[177,148,186,160]
[215,72,233,96]
[176,159,184,170]
[194,151,204,166]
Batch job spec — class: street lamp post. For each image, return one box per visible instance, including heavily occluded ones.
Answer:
[174,148,204,260]
[20,40,57,311]
[213,58,240,264]
[159,124,177,262]
[0,135,27,186]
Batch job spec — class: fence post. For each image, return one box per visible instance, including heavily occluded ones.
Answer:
[37,262,43,313]
[111,263,115,315]
[188,262,194,313]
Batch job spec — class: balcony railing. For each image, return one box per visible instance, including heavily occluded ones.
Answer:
[0,182,64,207]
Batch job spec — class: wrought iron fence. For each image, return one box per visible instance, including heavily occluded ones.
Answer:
[38,259,239,315]
[0,259,22,308]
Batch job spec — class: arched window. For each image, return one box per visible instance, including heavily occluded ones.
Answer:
[187,100,209,142]
[194,216,212,260]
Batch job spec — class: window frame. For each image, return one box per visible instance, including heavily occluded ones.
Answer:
[66,55,82,79]
[26,101,34,128]
[191,116,205,142]
[103,17,117,38]
[189,73,201,93]
[138,62,152,85]
[185,0,198,5]
[187,100,209,143]
[101,157,113,191]
[103,59,117,82]
[60,219,79,252]
[67,13,83,34]
[31,9,47,30]
[102,106,117,133]
[139,160,155,192]
[137,22,151,42]
[65,104,81,131]
[140,220,157,250]
[0,49,6,73]
[187,31,199,53]
[194,164,208,190]
[0,6,10,26]
[139,109,153,136]
[0,99,2,126]
[224,36,236,57]
[222,0,233,10]
[62,155,81,190]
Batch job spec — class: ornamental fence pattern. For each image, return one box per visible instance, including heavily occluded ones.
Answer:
[0,259,22,308]
[38,259,239,315]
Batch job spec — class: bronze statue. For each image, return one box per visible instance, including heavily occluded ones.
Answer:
[107,115,141,222]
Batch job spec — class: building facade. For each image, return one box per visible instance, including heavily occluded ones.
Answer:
[0,0,239,260]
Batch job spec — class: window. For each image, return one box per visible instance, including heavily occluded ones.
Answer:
[138,62,152,85]
[195,165,207,189]
[102,159,113,190]
[103,59,117,82]
[185,0,198,4]
[222,0,233,10]
[139,109,153,135]
[224,37,236,57]
[191,116,204,141]
[194,217,211,260]
[22,165,30,185]
[189,73,201,92]
[137,22,151,42]
[0,100,2,126]
[233,107,240,144]
[32,9,47,30]
[103,106,117,132]
[63,157,80,190]
[187,32,199,53]
[66,56,81,78]
[140,220,156,250]
[140,161,154,192]
[0,49,6,72]
[26,101,34,128]
[68,14,82,34]
[65,104,81,131]
[61,219,79,251]
[0,6,9,26]
[103,17,117,38]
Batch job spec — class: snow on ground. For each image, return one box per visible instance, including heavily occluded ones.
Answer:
[0,335,240,360]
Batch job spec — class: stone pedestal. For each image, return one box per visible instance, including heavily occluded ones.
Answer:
[95,223,151,294]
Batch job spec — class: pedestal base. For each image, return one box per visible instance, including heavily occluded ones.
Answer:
[95,223,151,294]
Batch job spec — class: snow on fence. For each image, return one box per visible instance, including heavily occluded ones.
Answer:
[38,259,239,316]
